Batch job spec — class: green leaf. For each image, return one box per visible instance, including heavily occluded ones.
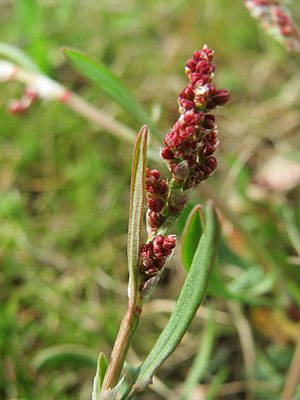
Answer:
[208,237,275,306]
[127,125,148,301]
[209,263,273,307]
[92,353,108,400]
[119,363,142,400]
[181,204,205,272]
[133,202,220,392]
[63,49,160,139]
[31,344,98,371]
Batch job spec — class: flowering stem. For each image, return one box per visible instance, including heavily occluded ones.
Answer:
[101,126,148,393]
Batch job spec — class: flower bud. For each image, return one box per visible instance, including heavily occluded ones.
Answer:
[148,197,164,213]
[163,234,177,250]
[214,89,230,106]
[8,100,26,115]
[161,146,174,160]
[157,180,168,195]
[148,211,164,228]
[171,160,190,180]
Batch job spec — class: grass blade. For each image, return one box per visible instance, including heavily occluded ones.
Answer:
[180,307,216,400]
[63,49,160,139]
[181,204,205,272]
[31,344,98,370]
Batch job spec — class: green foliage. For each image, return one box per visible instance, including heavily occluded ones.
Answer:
[92,352,108,400]
[127,126,148,300]
[64,49,160,139]
[181,204,205,272]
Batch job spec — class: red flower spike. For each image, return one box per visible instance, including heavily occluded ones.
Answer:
[146,45,228,239]
[159,45,229,189]
[140,234,177,280]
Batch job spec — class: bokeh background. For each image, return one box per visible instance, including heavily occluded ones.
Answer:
[1,1,300,399]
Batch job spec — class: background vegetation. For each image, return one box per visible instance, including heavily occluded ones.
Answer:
[1,1,299,399]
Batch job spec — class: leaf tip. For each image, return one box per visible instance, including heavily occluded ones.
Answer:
[60,47,71,57]
[139,124,149,137]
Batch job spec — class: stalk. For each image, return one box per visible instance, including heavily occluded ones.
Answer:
[100,302,140,391]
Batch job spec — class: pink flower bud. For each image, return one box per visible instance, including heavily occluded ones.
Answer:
[8,101,26,115]
[157,180,168,195]
[214,89,230,106]
[206,156,218,171]
[148,197,164,213]
[151,169,161,180]
[148,211,164,228]
[163,234,177,250]
[153,235,164,248]
[203,114,215,129]
[193,46,214,62]
[161,146,174,160]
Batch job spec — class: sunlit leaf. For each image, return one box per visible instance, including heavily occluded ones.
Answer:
[63,49,160,138]
[92,352,108,400]
[181,204,205,272]
[127,125,148,300]
[133,202,220,392]
[31,344,97,371]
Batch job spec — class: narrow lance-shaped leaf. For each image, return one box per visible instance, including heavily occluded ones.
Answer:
[127,125,148,301]
[133,202,220,391]
[181,204,205,272]
[31,344,98,371]
[63,49,160,139]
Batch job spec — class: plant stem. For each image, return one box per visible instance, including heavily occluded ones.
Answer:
[100,125,148,393]
[0,61,136,143]
[67,93,136,143]
[101,302,140,392]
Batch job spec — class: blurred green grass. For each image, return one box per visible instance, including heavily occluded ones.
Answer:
[1,1,300,399]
